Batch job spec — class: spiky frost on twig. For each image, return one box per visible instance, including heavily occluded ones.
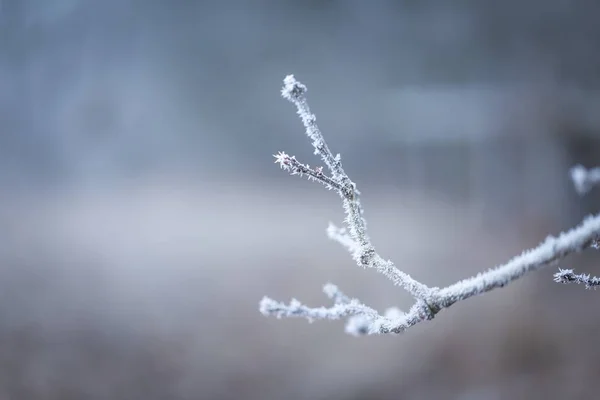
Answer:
[437,214,600,305]
[549,167,600,288]
[273,151,341,191]
[278,74,430,300]
[260,74,600,335]
[554,268,600,288]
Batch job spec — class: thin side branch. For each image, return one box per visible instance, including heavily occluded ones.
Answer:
[260,74,600,335]
[326,223,360,255]
[280,76,348,183]
[548,165,600,287]
[273,151,343,191]
[278,75,431,300]
[438,214,600,306]
[554,268,600,289]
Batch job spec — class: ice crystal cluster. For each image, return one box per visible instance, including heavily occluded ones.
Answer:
[260,74,600,336]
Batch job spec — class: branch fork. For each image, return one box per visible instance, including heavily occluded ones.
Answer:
[260,74,600,336]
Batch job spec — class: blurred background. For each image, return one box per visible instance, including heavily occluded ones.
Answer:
[1,0,600,398]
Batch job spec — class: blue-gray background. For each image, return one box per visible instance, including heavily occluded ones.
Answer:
[1,1,600,399]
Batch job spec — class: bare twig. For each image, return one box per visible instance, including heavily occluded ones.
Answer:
[260,74,600,335]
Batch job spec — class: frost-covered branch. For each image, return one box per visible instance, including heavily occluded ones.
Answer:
[260,74,600,335]
[326,223,360,255]
[548,166,600,288]
[277,75,431,300]
[437,214,600,305]
[273,151,343,192]
[553,268,600,289]
[260,284,433,335]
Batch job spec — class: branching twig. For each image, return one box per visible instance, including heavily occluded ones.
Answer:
[278,75,431,300]
[259,74,600,335]
[549,166,600,288]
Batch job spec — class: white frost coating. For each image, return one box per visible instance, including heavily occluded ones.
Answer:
[280,75,345,183]
[571,164,600,195]
[260,296,380,323]
[322,283,351,304]
[260,74,600,336]
[384,307,404,319]
[277,75,430,300]
[326,223,360,255]
[554,268,600,288]
[438,214,600,304]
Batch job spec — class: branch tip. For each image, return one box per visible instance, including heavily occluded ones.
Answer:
[281,74,307,101]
